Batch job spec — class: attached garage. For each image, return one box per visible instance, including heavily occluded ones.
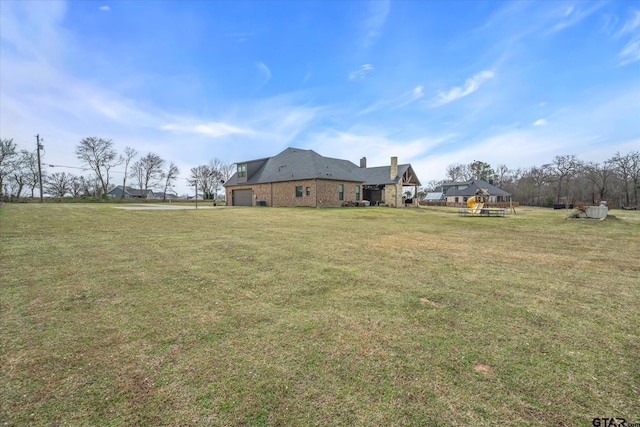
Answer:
[232,189,253,206]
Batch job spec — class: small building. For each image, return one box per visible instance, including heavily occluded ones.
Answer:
[223,147,421,207]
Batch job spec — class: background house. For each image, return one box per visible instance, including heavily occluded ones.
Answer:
[441,180,511,205]
[107,186,155,199]
[223,147,421,207]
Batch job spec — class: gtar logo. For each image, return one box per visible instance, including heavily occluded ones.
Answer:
[593,418,626,427]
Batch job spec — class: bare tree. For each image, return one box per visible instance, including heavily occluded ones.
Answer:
[8,149,36,198]
[424,179,445,192]
[631,151,640,207]
[45,172,75,197]
[120,146,138,199]
[494,164,511,188]
[132,152,165,195]
[546,155,580,204]
[69,176,84,198]
[514,166,551,206]
[0,139,18,196]
[209,158,227,199]
[188,165,213,199]
[76,175,98,197]
[610,151,636,207]
[17,150,42,198]
[220,161,235,183]
[445,163,470,182]
[583,161,615,203]
[75,137,121,197]
[161,162,180,201]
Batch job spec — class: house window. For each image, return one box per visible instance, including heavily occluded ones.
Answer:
[306,187,311,196]
[238,164,247,178]
[338,184,344,201]
[296,186,303,197]
[355,185,360,201]
[455,197,459,203]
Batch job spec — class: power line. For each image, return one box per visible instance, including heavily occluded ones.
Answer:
[45,163,204,182]
[45,163,92,171]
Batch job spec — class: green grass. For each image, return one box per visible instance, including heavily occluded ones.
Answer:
[1,204,639,426]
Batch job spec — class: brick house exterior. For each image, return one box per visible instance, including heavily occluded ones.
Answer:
[223,148,421,208]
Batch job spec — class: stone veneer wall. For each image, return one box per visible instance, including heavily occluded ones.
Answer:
[384,181,403,208]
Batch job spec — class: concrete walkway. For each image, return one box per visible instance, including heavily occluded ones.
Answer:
[113,204,230,210]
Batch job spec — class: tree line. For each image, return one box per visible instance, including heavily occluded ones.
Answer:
[3,136,637,207]
[424,152,640,208]
[0,137,234,201]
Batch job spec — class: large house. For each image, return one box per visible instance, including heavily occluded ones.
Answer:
[440,179,511,205]
[223,147,421,207]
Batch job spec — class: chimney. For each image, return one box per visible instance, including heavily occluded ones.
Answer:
[390,156,398,179]
[360,157,367,168]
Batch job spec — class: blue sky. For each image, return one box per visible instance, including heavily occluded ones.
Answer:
[1,0,639,194]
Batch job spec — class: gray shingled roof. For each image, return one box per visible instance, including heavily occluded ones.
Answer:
[443,180,511,197]
[224,147,419,186]
[108,186,154,197]
[356,164,413,185]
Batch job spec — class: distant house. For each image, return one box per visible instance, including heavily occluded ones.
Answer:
[153,191,179,200]
[223,147,421,207]
[441,180,511,205]
[107,186,156,199]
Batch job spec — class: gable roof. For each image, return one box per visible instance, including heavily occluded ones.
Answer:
[443,179,511,197]
[224,147,420,187]
[108,186,155,197]
[356,164,417,186]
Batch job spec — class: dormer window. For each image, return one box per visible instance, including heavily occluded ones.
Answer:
[238,164,247,178]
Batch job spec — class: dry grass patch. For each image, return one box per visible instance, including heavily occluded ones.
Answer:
[473,362,495,376]
[1,204,639,425]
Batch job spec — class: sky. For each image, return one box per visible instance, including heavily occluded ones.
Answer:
[1,0,639,195]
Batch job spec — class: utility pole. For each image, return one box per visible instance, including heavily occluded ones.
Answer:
[36,134,44,203]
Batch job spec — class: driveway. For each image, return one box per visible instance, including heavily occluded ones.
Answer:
[113,204,230,210]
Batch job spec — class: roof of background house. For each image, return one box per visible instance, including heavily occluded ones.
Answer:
[153,191,178,198]
[108,186,155,197]
[443,179,511,197]
[224,147,418,186]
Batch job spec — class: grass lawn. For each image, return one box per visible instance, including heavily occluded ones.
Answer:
[1,204,639,426]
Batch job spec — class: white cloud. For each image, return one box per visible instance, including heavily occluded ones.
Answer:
[430,70,495,107]
[349,64,374,80]
[304,127,447,171]
[362,0,390,48]
[533,119,547,126]
[360,85,424,114]
[160,122,254,137]
[619,37,640,65]
[99,6,110,12]
[549,2,605,34]
[256,62,272,86]
[618,9,640,35]
[617,10,640,65]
